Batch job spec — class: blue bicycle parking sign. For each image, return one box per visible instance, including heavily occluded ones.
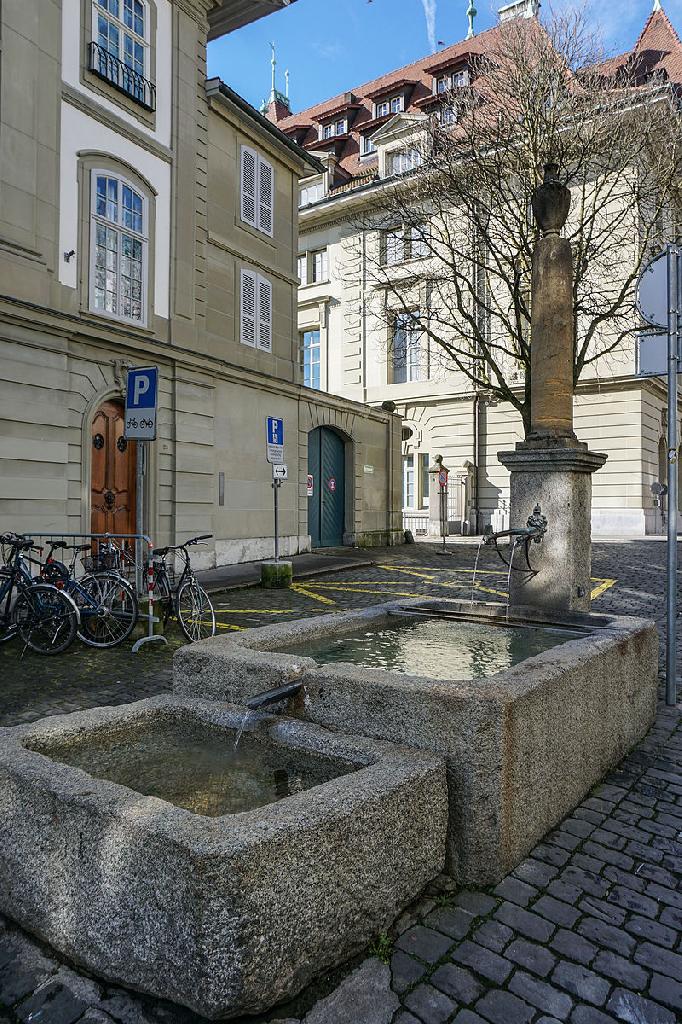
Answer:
[125,366,158,441]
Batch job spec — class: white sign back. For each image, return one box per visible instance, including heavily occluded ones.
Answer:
[636,252,668,329]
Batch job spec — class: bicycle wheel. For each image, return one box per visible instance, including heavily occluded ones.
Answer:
[15,584,79,655]
[176,580,215,642]
[77,572,139,648]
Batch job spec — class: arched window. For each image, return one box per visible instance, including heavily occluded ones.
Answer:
[89,170,148,324]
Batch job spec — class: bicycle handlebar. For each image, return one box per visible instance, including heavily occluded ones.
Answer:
[153,535,213,558]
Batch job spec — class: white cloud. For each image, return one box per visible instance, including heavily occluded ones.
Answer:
[420,0,438,52]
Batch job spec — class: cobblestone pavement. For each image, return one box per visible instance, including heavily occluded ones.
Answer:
[0,540,681,1024]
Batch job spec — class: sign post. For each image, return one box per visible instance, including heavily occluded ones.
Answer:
[266,418,285,561]
[124,366,166,652]
[438,467,449,555]
[637,249,680,706]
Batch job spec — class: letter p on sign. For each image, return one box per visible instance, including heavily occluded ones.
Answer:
[125,366,158,440]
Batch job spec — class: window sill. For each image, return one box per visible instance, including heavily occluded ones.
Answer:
[88,42,156,113]
[84,307,153,334]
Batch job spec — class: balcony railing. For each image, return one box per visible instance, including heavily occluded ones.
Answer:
[88,42,156,112]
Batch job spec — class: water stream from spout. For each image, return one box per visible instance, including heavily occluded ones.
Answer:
[505,539,518,621]
[233,710,253,750]
[470,538,484,605]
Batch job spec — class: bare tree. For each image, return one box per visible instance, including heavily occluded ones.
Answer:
[349,7,682,434]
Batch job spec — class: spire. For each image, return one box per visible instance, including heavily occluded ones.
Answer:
[260,41,291,123]
[653,0,662,11]
[467,0,477,39]
[285,68,290,100]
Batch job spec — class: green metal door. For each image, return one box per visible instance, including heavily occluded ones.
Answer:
[308,427,345,547]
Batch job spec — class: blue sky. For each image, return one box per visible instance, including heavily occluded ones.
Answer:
[207,1,682,114]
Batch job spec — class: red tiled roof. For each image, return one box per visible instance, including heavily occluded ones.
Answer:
[280,8,682,188]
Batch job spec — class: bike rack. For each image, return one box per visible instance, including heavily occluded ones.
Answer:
[26,533,168,654]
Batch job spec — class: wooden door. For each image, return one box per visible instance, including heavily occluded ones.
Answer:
[91,400,136,536]
[307,427,345,548]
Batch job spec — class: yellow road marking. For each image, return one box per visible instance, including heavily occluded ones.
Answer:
[471,585,509,599]
[291,583,337,606]
[379,564,509,577]
[212,607,296,614]
[297,583,425,599]
[590,578,617,600]
[214,622,244,631]
[375,565,437,582]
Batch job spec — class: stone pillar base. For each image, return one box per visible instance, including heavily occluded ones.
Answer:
[260,560,293,589]
[498,441,607,613]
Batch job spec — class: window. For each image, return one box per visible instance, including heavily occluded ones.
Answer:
[390,95,404,113]
[335,119,347,135]
[320,119,346,140]
[452,69,470,88]
[439,105,456,126]
[436,75,449,94]
[90,0,154,109]
[420,453,430,508]
[301,330,321,389]
[393,311,422,384]
[297,254,308,286]
[240,269,272,352]
[384,228,404,266]
[240,146,274,237]
[375,100,390,118]
[299,180,325,207]
[409,224,429,259]
[403,455,415,508]
[323,123,334,139]
[311,249,329,283]
[389,148,422,175]
[362,134,377,155]
[90,171,147,324]
[383,224,429,264]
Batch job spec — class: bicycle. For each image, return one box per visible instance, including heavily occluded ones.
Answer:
[149,535,216,642]
[39,540,139,648]
[0,534,79,655]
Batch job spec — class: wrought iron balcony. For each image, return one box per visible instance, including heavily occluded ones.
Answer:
[88,41,156,112]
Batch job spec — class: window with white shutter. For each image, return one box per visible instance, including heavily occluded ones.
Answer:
[240,146,274,237]
[257,157,274,237]
[240,269,257,347]
[257,276,272,352]
[240,146,257,229]
[240,268,273,353]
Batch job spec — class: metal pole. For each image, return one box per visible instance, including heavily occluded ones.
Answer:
[135,441,145,598]
[274,480,280,562]
[666,244,679,706]
[441,485,447,553]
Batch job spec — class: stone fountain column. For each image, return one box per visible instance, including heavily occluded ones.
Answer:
[498,164,607,613]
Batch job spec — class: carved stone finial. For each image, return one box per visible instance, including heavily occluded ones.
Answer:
[531,162,571,237]
[466,0,477,39]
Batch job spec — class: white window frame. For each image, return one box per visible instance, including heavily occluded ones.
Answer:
[92,0,150,79]
[89,168,148,327]
[335,118,347,135]
[362,134,377,156]
[392,311,422,384]
[301,329,321,390]
[403,454,415,509]
[240,268,273,352]
[384,228,404,266]
[299,179,325,207]
[390,95,404,114]
[297,254,308,286]
[240,145,274,237]
[375,100,390,118]
[435,75,450,94]
[389,147,422,176]
[311,248,329,283]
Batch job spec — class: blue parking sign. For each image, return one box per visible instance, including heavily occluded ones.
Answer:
[125,366,158,440]
[266,416,284,464]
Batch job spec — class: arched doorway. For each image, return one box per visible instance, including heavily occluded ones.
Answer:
[308,427,346,547]
[91,399,137,536]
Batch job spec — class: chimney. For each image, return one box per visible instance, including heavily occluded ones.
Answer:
[498,0,540,23]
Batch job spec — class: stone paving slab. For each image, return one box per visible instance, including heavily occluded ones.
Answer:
[0,540,681,1022]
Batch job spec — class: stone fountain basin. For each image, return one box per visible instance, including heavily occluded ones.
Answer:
[173,598,658,885]
[0,695,447,1020]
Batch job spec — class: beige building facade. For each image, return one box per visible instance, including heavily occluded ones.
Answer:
[286,5,681,539]
[0,0,402,565]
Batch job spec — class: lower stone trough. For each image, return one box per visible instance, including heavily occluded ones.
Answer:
[174,598,658,885]
[0,695,447,1020]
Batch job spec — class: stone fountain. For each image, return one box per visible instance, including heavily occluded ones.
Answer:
[498,164,607,612]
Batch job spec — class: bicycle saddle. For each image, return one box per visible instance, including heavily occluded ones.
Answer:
[153,547,169,557]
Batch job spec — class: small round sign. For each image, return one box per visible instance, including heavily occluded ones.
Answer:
[328,477,336,493]
[438,469,448,488]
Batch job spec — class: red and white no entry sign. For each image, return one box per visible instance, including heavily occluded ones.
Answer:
[328,477,336,492]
